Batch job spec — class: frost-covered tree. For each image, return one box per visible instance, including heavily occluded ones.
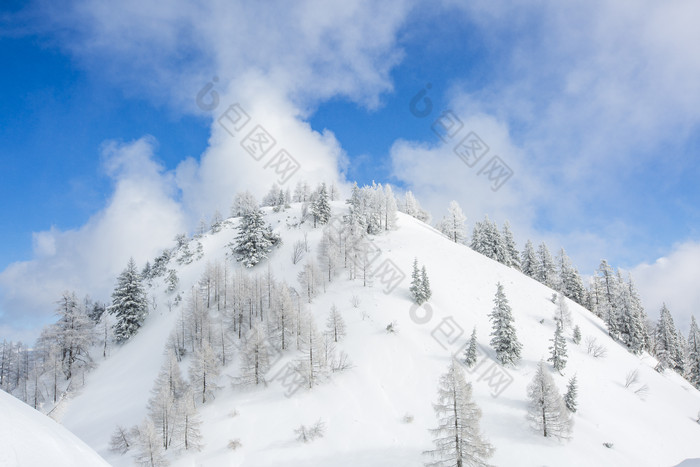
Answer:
[521,240,537,279]
[231,190,258,217]
[176,388,203,451]
[421,265,432,303]
[556,249,585,305]
[232,208,280,268]
[439,201,467,244]
[655,304,682,372]
[50,291,96,379]
[110,258,148,343]
[548,321,568,373]
[687,316,700,389]
[134,419,168,466]
[471,216,507,265]
[401,191,429,223]
[596,260,619,338]
[317,228,340,283]
[564,375,577,413]
[424,361,494,467]
[189,341,220,403]
[527,361,572,439]
[237,323,271,386]
[572,325,582,345]
[326,305,346,343]
[383,185,398,230]
[148,350,186,449]
[536,243,556,288]
[410,258,427,305]
[296,317,327,389]
[464,327,478,368]
[311,183,332,228]
[109,425,136,454]
[489,283,522,365]
[502,222,520,270]
[271,283,295,351]
[617,275,647,355]
[553,294,572,330]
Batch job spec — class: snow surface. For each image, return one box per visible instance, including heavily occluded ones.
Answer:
[0,388,109,466]
[56,203,700,466]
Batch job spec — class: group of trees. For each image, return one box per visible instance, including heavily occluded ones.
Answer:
[0,255,150,410]
[409,259,432,305]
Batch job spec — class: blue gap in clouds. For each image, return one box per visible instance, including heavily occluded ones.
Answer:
[0,36,210,268]
[308,8,499,189]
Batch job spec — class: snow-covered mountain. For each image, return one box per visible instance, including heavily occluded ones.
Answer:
[0,388,109,466]
[53,202,700,466]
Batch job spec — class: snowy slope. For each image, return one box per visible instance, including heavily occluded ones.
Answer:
[59,204,700,466]
[0,389,109,466]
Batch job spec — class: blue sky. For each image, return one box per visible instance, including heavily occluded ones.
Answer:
[2,0,700,340]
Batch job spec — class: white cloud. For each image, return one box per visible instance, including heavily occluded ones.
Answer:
[0,137,186,338]
[0,0,414,341]
[632,241,700,334]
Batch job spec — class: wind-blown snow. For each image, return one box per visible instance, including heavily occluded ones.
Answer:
[57,204,700,466]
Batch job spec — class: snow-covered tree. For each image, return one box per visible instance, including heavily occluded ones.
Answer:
[489,283,522,365]
[50,291,96,379]
[553,294,572,330]
[410,258,427,305]
[176,388,203,451]
[536,243,556,288]
[110,258,148,343]
[464,327,478,368]
[231,208,280,268]
[556,249,585,305]
[596,260,619,338]
[572,325,581,345]
[296,317,327,389]
[439,201,467,244]
[421,265,432,303]
[687,316,700,389]
[231,190,258,217]
[548,321,568,373]
[655,304,682,372]
[564,375,578,413]
[237,323,271,386]
[109,425,136,454]
[401,190,431,223]
[502,222,520,270]
[311,183,331,228]
[189,341,220,403]
[424,361,495,467]
[520,240,537,279]
[383,185,398,230]
[133,419,168,467]
[617,274,647,355]
[148,350,186,449]
[326,305,346,343]
[527,361,572,439]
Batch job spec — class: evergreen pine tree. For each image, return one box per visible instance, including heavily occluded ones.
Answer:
[564,375,578,413]
[311,183,332,228]
[410,258,425,305]
[536,243,556,288]
[548,321,568,372]
[502,222,520,270]
[656,304,681,372]
[687,316,700,389]
[232,208,280,268]
[488,283,522,365]
[464,327,478,368]
[572,325,582,345]
[521,240,537,279]
[527,361,572,439]
[424,361,495,467]
[421,265,432,302]
[110,258,148,343]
